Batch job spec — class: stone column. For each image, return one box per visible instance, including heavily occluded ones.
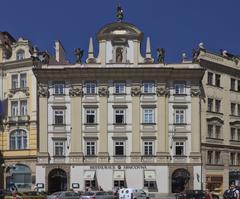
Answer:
[190,87,201,163]
[156,84,170,163]
[130,84,141,162]
[98,84,109,162]
[38,83,49,163]
[69,85,84,163]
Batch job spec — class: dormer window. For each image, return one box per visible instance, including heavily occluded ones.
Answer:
[16,50,25,60]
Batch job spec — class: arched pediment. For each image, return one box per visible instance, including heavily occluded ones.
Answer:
[206,117,224,124]
[230,120,240,126]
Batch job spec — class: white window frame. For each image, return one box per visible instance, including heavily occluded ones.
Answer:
[175,84,185,94]
[85,141,96,156]
[12,74,18,89]
[85,82,96,94]
[85,109,96,124]
[143,140,154,156]
[114,109,125,124]
[54,141,65,156]
[54,110,65,125]
[143,82,154,94]
[114,82,125,94]
[54,81,65,95]
[11,101,18,116]
[143,109,154,123]
[16,50,25,60]
[175,109,185,124]
[20,100,27,116]
[207,72,213,85]
[174,141,185,156]
[20,73,27,88]
[114,141,125,156]
[10,129,27,150]
[215,99,221,113]
[208,124,213,138]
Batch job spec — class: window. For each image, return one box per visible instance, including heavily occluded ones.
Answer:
[143,82,154,94]
[54,110,64,125]
[231,128,236,140]
[11,101,18,116]
[207,72,213,85]
[54,141,65,156]
[20,73,27,88]
[114,141,124,156]
[20,100,27,116]
[230,152,235,165]
[12,74,18,89]
[215,74,221,87]
[231,103,236,115]
[86,141,96,156]
[238,129,240,141]
[114,82,125,94]
[10,129,27,150]
[85,82,96,94]
[115,109,125,124]
[143,109,154,123]
[207,98,213,112]
[175,84,185,94]
[215,151,221,164]
[54,81,65,95]
[215,126,221,139]
[86,109,96,124]
[143,141,153,156]
[238,104,240,116]
[16,50,25,60]
[207,151,213,164]
[215,100,221,113]
[175,109,185,124]
[175,141,185,156]
[208,124,213,138]
[238,80,240,92]
[231,78,236,90]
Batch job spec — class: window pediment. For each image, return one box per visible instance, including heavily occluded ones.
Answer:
[207,117,224,124]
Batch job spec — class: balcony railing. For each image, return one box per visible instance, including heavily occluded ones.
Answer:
[8,115,30,123]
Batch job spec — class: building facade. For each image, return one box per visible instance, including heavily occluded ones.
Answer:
[197,49,240,193]
[34,21,204,194]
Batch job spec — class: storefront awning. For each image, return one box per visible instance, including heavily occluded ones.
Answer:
[144,170,156,181]
[113,170,125,180]
[84,171,95,180]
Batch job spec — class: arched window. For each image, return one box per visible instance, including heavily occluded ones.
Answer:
[16,50,25,60]
[10,129,27,150]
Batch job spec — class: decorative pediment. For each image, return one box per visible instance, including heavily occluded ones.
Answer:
[206,117,224,124]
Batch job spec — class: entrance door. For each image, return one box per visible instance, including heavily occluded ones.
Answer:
[172,168,190,193]
[48,169,67,193]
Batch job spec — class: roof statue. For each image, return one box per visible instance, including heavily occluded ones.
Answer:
[116,4,124,22]
[157,48,165,63]
[182,53,187,62]
[74,48,84,64]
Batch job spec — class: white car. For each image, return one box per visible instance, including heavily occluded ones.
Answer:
[118,188,149,199]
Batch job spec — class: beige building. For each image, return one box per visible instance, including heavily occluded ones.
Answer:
[197,48,240,193]
[33,20,204,194]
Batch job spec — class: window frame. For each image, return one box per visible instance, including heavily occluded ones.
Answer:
[53,109,65,125]
[231,78,236,91]
[143,108,154,124]
[11,101,18,116]
[207,72,213,85]
[85,82,96,95]
[10,129,27,150]
[143,82,154,94]
[85,140,96,156]
[215,99,221,113]
[114,141,125,156]
[207,98,213,112]
[143,140,154,156]
[114,82,125,94]
[175,109,185,124]
[11,74,18,89]
[85,109,97,124]
[231,103,236,115]
[20,73,27,88]
[175,84,185,95]
[16,50,25,60]
[53,140,65,156]
[53,81,65,95]
[114,109,125,124]
[215,74,221,87]
[174,141,185,156]
[20,100,27,116]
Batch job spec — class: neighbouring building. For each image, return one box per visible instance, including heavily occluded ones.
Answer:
[197,48,240,193]
[33,18,204,194]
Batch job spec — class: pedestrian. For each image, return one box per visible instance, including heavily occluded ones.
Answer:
[223,183,239,199]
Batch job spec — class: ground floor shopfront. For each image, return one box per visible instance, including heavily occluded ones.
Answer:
[36,164,202,194]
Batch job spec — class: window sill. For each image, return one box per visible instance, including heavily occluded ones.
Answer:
[113,155,126,157]
[173,94,187,96]
[84,155,97,157]
[53,124,66,126]
[206,163,224,166]
[229,140,240,143]
[207,111,223,115]
[206,137,224,141]
[85,93,97,96]
[141,92,156,95]
[53,155,65,158]
[113,93,126,95]
[84,123,98,125]
[173,155,187,158]
[173,123,187,125]
[141,123,156,125]
[113,123,127,125]
[229,114,240,117]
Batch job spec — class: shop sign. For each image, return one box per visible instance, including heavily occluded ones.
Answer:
[89,165,147,170]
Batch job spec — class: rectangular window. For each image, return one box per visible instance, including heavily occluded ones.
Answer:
[54,81,65,95]
[11,101,18,116]
[114,141,124,156]
[207,98,213,112]
[230,152,235,165]
[175,84,185,94]
[54,110,64,125]
[175,141,185,156]
[115,109,125,124]
[12,74,18,89]
[54,141,65,156]
[215,74,221,87]
[85,82,96,94]
[207,151,213,164]
[86,109,96,124]
[86,141,96,156]
[215,99,221,113]
[115,82,125,94]
[231,78,236,90]
[207,72,213,85]
[20,73,27,88]
[143,82,154,93]
[175,109,185,124]
[20,100,27,116]
[208,124,213,138]
[215,126,221,139]
[143,109,154,123]
[143,141,153,156]
[215,151,221,164]
[231,128,236,140]
[231,103,236,115]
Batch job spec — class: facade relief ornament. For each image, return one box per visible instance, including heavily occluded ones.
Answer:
[38,83,49,98]
[156,86,169,97]
[69,87,83,97]
[98,86,109,97]
[191,88,201,97]
[131,86,141,97]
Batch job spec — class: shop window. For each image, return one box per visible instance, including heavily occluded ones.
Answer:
[10,129,27,150]
[85,109,96,124]
[114,180,125,188]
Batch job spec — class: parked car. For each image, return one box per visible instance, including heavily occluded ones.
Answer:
[176,190,219,199]
[80,191,114,199]
[47,191,80,199]
[118,188,149,199]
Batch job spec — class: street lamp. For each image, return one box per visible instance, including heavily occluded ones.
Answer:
[1,163,16,190]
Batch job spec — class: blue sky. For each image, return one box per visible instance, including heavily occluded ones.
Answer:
[1,0,240,63]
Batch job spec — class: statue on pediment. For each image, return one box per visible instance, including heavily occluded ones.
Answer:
[75,48,84,64]
[192,48,199,63]
[157,48,165,63]
[116,5,124,22]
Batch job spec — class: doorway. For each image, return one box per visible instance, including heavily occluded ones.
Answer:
[48,169,67,193]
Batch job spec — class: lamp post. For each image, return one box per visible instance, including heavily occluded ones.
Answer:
[1,163,16,190]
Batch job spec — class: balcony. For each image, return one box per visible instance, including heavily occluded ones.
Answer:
[8,115,30,124]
